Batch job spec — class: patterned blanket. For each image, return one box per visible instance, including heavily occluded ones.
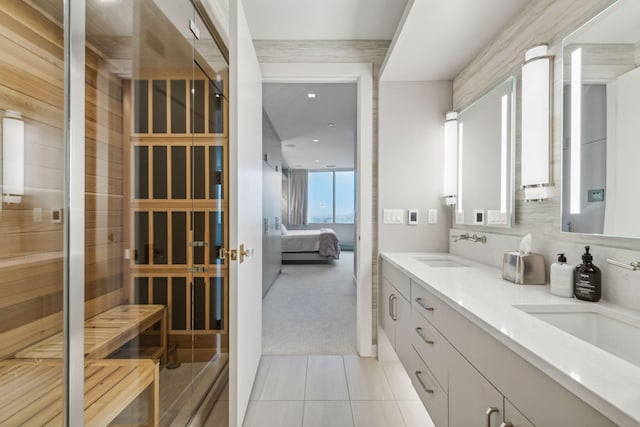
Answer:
[319,228,341,259]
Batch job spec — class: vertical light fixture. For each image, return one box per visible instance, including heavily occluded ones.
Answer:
[500,95,508,213]
[443,111,458,206]
[457,122,464,214]
[570,48,582,214]
[2,111,25,204]
[521,44,553,202]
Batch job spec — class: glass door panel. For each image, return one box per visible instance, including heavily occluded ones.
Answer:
[0,1,66,424]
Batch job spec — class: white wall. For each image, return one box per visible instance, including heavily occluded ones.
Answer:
[378,81,452,253]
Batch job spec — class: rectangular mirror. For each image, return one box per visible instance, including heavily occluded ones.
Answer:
[456,76,515,227]
[562,0,640,238]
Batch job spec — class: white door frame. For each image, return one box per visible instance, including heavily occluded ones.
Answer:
[261,63,375,357]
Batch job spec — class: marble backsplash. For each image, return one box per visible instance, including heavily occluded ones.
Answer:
[449,229,640,312]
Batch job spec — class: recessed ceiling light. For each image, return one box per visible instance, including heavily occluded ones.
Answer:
[328,123,335,127]
[312,139,319,143]
[326,164,337,168]
[307,92,316,99]
[285,144,296,148]
[315,160,321,163]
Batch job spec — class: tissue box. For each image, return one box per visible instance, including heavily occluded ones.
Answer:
[502,252,546,285]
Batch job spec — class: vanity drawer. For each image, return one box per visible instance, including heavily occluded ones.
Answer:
[411,280,448,330]
[382,259,410,300]
[410,307,450,392]
[405,345,448,427]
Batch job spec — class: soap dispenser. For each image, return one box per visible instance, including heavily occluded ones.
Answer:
[550,253,573,297]
[574,246,601,302]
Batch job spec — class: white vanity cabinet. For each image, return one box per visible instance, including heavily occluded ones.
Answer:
[380,260,411,363]
[379,256,619,427]
[449,346,533,427]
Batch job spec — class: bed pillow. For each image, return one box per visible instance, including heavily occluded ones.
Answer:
[281,224,288,235]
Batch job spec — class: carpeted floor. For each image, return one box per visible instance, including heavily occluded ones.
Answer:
[262,252,357,355]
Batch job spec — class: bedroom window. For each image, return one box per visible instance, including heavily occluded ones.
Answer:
[307,170,355,224]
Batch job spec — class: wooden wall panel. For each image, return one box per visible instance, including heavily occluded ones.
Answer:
[0,1,125,355]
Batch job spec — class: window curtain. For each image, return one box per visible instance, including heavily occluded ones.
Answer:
[289,169,308,225]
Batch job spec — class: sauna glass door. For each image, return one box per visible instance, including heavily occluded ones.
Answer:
[126,1,229,424]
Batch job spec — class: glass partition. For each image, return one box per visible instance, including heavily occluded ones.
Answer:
[0,0,67,424]
[1,0,228,425]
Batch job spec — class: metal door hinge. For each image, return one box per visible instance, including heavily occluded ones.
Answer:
[218,248,237,261]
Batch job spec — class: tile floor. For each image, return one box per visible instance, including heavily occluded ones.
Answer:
[243,355,435,427]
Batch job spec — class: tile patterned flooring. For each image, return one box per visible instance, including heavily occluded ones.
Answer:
[242,355,435,427]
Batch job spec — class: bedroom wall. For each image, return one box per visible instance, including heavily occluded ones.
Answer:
[262,111,282,296]
[378,81,452,253]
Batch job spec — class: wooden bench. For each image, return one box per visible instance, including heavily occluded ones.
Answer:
[15,305,167,363]
[0,358,158,426]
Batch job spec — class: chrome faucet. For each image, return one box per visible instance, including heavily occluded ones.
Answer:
[453,233,470,242]
[453,233,487,244]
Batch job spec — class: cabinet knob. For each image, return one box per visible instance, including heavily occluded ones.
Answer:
[415,327,434,344]
[415,297,435,311]
[388,294,398,321]
[414,371,434,394]
[486,407,500,427]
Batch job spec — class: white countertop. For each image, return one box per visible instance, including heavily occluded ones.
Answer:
[381,252,640,427]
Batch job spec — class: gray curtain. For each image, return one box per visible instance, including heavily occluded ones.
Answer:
[289,169,308,225]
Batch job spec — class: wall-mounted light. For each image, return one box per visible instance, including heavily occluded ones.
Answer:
[500,95,508,214]
[457,122,464,214]
[2,111,25,204]
[570,47,582,214]
[521,44,553,202]
[443,111,458,206]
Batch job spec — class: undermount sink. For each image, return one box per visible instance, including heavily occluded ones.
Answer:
[416,258,469,268]
[516,304,640,368]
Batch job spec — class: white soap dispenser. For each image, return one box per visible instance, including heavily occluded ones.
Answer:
[550,253,573,297]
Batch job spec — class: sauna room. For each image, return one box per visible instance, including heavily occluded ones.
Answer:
[0,1,229,425]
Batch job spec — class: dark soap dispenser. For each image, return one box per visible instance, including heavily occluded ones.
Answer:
[574,246,601,302]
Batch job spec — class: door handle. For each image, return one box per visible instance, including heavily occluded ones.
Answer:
[239,244,254,263]
[218,247,237,261]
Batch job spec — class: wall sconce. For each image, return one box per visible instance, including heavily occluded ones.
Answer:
[443,111,458,206]
[569,47,582,214]
[2,111,25,204]
[521,44,553,202]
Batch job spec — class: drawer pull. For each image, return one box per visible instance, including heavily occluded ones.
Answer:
[486,407,499,427]
[414,371,434,394]
[415,297,435,311]
[415,327,434,344]
[500,423,514,427]
[389,294,398,321]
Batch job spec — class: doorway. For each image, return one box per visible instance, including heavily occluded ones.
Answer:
[261,63,374,357]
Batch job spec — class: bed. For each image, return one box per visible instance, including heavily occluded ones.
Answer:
[281,226,341,261]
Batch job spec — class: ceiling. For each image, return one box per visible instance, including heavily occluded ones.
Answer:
[381,0,532,80]
[263,83,357,170]
[242,0,408,40]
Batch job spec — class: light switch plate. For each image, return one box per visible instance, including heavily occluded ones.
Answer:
[383,209,404,224]
[428,209,437,224]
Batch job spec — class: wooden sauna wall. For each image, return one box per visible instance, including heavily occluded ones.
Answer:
[0,1,125,358]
